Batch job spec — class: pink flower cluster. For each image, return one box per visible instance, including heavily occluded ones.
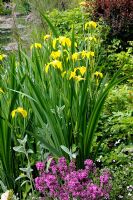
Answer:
[35,157,111,200]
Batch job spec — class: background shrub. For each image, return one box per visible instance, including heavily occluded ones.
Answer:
[93,0,133,40]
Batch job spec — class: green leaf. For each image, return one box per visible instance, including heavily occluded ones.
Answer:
[60,145,70,155]
[71,25,75,54]
[17,135,27,145]
[46,157,53,172]
[37,134,61,157]
[21,180,30,187]
[15,175,27,182]
[19,167,33,173]
[27,149,34,154]
[13,146,25,153]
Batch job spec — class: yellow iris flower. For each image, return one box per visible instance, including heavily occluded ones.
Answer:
[53,38,58,49]
[0,54,7,61]
[88,36,97,42]
[44,34,51,40]
[45,60,63,73]
[74,75,85,82]
[85,21,97,30]
[30,43,42,50]
[86,51,95,58]
[59,36,71,47]
[11,107,27,118]
[50,50,61,59]
[81,50,87,59]
[81,51,95,58]
[69,69,86,81]
[45,64,50,73]
[51,60,62,71]
[94,71,103,78]
[69,71,76,80]
[72,52,79,61]
[78,66,86,76]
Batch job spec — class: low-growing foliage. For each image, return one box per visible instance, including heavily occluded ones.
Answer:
[110,164,133,200]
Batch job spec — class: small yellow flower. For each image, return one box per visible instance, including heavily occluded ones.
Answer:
[0,88,4,94]
[88,36,97,42]
[45,60,62,73]
[35,43,42,48]
[86,51,95,58]
[51,60,63,71]
[81,51,94,58]
[0,54,7,61]
[44,34,51,40]
[85,21,97,30]
[74,75,85,82]
[78,66,86,76]
[53,38,58,49]
[72,52,79,61]
[81,50,87,59]
[45,63,50,73]
[94,71,103,78]
[74,67,78,72]
[69,70,85,81]
[11,107,27,118]
[59,36,71,47]
[69,71,76,80]
[30,43,42,50]
[50,50,61,59]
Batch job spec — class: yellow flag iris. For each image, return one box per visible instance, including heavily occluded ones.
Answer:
[85,21,97,30]
[44,34,51,40]
[53,38,58,49]
[11,107,27,118]
[59,36,71,47]
[30,43,42,50]
[74,75,85,82]
[78,66,86,76]
[0,54,7,61]
[88,36,97,42]
[50,50,61,59]
[45,60,63,73]
[69,71,76,80]
[72,52,79,61]
[81,51,95,58]
[94,71,103,79]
